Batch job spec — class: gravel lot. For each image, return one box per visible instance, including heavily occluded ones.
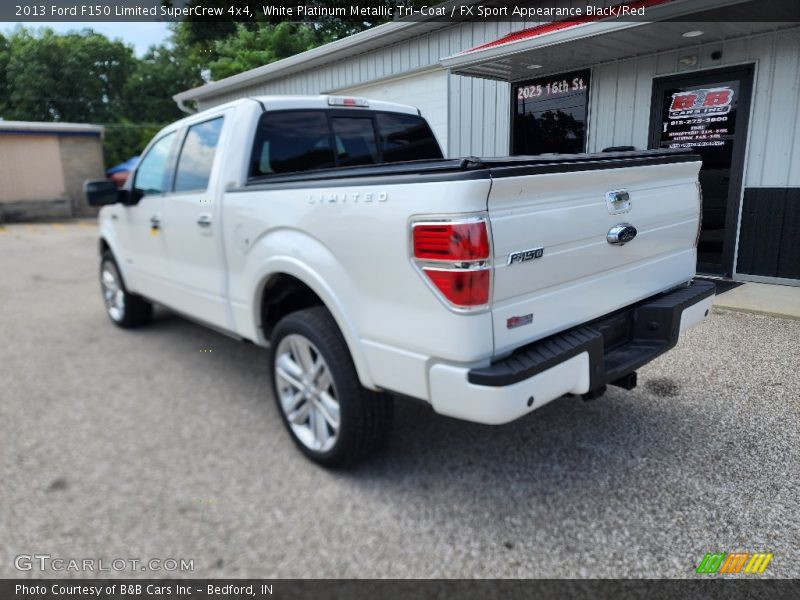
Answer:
[2,222,798,578]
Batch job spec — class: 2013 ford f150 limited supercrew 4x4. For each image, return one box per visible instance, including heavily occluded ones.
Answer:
[85,95,715,467]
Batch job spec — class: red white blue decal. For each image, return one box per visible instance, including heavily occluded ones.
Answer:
[668,87,735,119]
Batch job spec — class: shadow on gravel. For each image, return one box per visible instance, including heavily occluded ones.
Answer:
[119,307,750,528]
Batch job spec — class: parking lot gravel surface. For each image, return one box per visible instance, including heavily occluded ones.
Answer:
[2,222,798,578]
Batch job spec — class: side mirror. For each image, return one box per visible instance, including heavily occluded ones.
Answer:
[84,180,122,206]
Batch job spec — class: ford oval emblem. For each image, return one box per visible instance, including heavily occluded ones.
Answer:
[607,223,638,245]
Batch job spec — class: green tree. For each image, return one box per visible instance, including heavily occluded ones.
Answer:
[2,27,134,123]
[123,44,204,123]
[208,23,322,80]
[167,20,230,76]
[0,11,426,167]
[104,44,205,166]
[0,26,204,167]
[168,0,429,78]
[0,33,9,116]
[293,0,414,39]
[101,120,164,169]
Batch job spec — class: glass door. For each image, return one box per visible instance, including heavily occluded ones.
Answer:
[649,65,754,276]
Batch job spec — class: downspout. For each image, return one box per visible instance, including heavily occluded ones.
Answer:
[173,94,196,114]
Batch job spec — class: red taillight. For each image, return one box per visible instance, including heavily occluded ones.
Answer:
[411,217,492,309]
[423,268,490,307]
[413,222,490,261]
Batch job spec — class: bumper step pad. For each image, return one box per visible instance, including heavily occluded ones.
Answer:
[468,280,716,388]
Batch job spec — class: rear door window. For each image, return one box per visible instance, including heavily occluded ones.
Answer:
[375,113,443,162]
[249,110,443,178]
[250,111,335,176]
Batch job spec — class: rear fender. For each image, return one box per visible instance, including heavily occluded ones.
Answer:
[246,238,375,390]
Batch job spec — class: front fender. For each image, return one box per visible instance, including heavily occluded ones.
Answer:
[97,209,127,279]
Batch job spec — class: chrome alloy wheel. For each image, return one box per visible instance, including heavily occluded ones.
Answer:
[274,334,340,452]
[101,261,125,322]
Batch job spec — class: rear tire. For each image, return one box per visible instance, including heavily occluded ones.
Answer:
[269,306,393,468]
[100,251,153,328]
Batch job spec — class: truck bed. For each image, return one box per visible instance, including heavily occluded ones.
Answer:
[243,148,699,188]
[241,146,702,359]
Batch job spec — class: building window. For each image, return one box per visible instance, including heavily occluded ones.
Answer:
[512,69,591,156]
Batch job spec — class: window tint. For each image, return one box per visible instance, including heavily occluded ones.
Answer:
[174,117,224,192]
[331,117,378,167]
[251,112,335,176]
[375,113,443,163]
[134,132,176,196]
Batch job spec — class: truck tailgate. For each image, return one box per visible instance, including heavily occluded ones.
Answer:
[486,151,702,356]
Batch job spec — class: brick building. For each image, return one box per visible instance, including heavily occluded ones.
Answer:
[0,121,105,222]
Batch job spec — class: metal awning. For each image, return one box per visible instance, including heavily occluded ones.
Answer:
[441,0,799,81]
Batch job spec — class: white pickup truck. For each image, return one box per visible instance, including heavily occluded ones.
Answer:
[86,95,715,467]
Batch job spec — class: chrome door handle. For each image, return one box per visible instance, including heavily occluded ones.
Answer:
[197,214,212,228]
[150,215,160,229]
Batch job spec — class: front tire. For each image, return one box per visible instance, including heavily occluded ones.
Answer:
[100,251,153,328]
[269,306,393,467]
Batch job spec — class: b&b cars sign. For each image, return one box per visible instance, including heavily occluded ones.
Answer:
[668,87,735,118]
[659,82,739,149]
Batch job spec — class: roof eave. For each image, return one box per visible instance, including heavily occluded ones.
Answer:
[173,20,427,104]
[440,0,756,72]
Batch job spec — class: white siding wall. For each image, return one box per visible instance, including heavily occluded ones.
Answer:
[448,74,510,158]
[586,27,800,186]
[446,28,800,178]
[195,22,509,109]
[194,20,528,157]
[194,24,799,183]
[334,69,450,154]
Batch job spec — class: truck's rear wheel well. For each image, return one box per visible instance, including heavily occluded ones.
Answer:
[99,238,110,255]
[260,274,325,339]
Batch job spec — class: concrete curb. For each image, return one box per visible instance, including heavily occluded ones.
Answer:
[711,281,800,321]
[712,305,800,321]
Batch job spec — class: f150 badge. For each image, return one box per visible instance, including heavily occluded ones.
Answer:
[508,246,544,265]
